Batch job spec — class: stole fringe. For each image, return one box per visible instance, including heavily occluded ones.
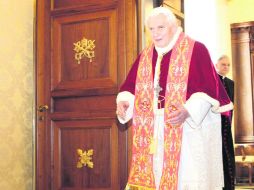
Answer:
[125,184,155,190]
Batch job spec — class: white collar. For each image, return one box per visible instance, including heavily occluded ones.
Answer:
[218,74,226,79]
[155,27,183,56]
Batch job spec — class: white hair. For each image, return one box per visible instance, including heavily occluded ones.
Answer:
[217,54,229,62]
[145,7,177,27]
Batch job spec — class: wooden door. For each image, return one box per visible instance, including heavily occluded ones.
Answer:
[36,0,137,189]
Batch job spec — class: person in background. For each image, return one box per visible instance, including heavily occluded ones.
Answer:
[116,7,233,190]
[216,55,235,190]
[216,55,234,103]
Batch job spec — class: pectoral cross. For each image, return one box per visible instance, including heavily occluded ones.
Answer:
[154,84,162,99]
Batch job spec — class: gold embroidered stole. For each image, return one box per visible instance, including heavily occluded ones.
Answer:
[126,33,195,190]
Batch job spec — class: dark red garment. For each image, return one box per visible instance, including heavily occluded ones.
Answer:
[120,41,231,112]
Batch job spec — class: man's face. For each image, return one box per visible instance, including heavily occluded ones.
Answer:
[216,57,230,76]
[147,13,173,48]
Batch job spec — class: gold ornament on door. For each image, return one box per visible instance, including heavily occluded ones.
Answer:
[76,148,94,169]
[73,37,95,64]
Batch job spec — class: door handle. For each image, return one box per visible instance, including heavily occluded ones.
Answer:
[38,105,49,112]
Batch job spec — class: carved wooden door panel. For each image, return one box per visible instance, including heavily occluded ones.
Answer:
[36,0,137,189]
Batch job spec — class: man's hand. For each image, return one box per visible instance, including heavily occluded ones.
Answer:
[116,101,130,120]
[167,104,189,126]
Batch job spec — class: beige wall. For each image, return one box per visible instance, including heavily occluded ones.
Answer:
[228,0,254,24]
[0,1,34,189]
[227,0,254,77]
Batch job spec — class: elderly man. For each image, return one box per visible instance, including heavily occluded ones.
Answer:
[216,55,234,103]
[116,7,233,190]
[216,55,235,190]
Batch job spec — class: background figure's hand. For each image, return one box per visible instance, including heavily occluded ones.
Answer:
[167,104,189,126]
[116,101,130,120]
